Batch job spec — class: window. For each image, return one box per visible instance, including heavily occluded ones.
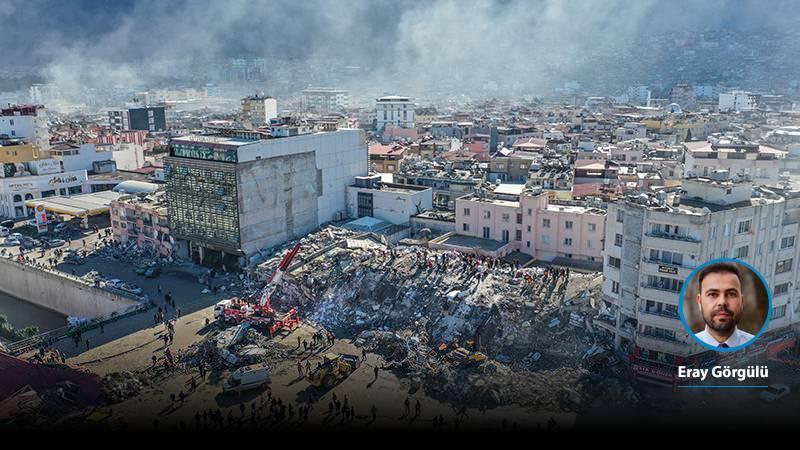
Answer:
[565,221,574,230]
[463,208,470,217]
[781,236,795,249]
[542,218,551,228]
[483,227,490,239]
[588,223,596,232]
[709,225,717,240]
[611,280,620,294]
[587,240,594,249]
[483,211,491,219]
[527,208,532,216]
[616,210,624,223]
[774,283,790,296]
[502,213,510,222]
[564,238,573,246]
[526,225,531,232]
[734,245,749,259]
[515,230,522,241]
[736,219,752,234]
[773,304,787,320]
[463,223,470,232]
[723,223,730,236]
[776,259,793,274]
[542,235,551,245]
[516,214,522,225]
[502,230,510,242]
[646,275,683,292]
[614,233,623,247]
[770,240,776,252]
[608,256,621,269]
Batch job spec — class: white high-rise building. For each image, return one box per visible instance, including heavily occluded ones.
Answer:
[302,88,349,112]
[375,96,414,131]
[718,91,757,112]
[0,104,50,153]
[599,176,800,386]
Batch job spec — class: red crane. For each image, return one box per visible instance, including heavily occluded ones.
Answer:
[217,243,302,335]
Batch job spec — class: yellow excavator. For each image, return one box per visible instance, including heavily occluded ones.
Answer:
[306,352,361,388]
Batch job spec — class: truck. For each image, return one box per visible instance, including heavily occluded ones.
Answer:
[306,352,361,389]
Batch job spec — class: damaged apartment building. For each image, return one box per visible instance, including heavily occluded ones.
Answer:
[599,172,800,386]
[164,124,367,268]
[430,184,606,269]
[394,159,484,210]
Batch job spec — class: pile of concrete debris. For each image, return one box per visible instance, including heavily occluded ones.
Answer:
[100,371,152,403]
[180,324,288,371]
[272,231,602,366]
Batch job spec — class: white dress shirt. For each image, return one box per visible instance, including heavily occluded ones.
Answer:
[695,325,755,348]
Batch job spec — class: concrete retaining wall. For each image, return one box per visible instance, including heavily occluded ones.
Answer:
[0,257,139,318]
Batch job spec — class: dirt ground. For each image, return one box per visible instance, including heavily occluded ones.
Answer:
[65,304,574,431]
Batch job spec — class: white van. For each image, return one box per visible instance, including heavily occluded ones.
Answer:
[223,363,271,393]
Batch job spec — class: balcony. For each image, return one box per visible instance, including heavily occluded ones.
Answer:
[644,233,701,254]
[641,257,694,279]
[636,334,693,356]
[645,231,700,243]
[639,283,682,304]
[638,309,681,329]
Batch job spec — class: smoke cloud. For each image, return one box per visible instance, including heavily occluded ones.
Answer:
[1,0,798,100]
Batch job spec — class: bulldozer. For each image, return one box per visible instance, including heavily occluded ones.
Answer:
[306,352,361,388]
[446,347,487,367]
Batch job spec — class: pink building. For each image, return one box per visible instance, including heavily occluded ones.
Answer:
[432,188,606,266]
[110,192,173,257]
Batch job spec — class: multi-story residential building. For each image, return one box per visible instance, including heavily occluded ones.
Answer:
[669,83,697,109]
[368,143,406,174]
[375,96,414,131]
[164,128,367,268]
[394,162,484,210]
[486,151,538,183]
[108,106,167,133]
[718,91,757,112]
[110,191,173,257]
[439,186,606,266]
[301,88,348,112]
[241,94,278,127]
[0,104,49,153]
[684,138,786,185]
[599,176,800,386]
[0,138,41,163]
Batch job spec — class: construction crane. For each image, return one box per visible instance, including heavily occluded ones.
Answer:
[216,243,302,336]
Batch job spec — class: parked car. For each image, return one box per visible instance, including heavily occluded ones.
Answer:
[64,254,86,265]
[0,226,9,237]
[760,384,790,403]
[42,238,66,248]
[53,223,67,232]
[0,220,15,229]
[145,266,161,278]
[223,363,271,393]
[120,283,143,295]
[2,238,19,247]
[135,263,150,275]
[10,233,23,241]
[18,237,40,250]
[104,279,123,289]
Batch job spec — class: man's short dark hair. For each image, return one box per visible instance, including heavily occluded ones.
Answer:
[697,262,743,292]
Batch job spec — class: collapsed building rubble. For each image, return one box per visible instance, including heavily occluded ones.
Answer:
[257,226,623,410]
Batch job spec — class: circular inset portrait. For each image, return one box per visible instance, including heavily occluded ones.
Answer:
[679,259,771,352]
